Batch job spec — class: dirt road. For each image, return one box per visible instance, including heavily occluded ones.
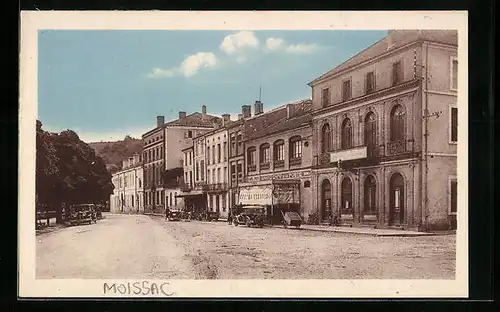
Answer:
[36,213,456,279]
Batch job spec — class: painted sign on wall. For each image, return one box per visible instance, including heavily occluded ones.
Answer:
[239,185,300,205]
[330,146,367,163]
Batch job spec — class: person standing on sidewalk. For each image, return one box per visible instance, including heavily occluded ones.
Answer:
[165,206,170,220]
[227,208,232,225]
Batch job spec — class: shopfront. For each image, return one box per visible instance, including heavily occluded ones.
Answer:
[238,180,301,224]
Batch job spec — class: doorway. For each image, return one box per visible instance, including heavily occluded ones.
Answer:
[321,179,332,222]
[389,173,405,225]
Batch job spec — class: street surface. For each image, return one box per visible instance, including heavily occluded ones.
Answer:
[36,213,456,279]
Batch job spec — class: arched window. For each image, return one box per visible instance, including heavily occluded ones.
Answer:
[289,136,302,159]
[341,177,353,214]
[364,175,377,215]
[247,146,257,171]
[273,139,285,168]
[321,123,331,153]
[259,143,270,164]
[247,146,256,165]
[364,112,377,156]
[390,104,406,141]
[341,118,353,149]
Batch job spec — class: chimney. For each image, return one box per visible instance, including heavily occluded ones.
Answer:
[222,114,231,127]
[179,111,186,119]
[238,114,243,120]
[242,105,251,118]
[254,100,264,115]
[202,105,207,119]
[157,115,165,127]
[286,104,291,119]
[386,30,395,50]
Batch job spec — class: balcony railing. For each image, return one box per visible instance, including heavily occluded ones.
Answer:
[289,157,302,166]
[203,183,228,192]
[247,164,257,172]
[180,183,193,192]
[259,162,270,170]
[386,139,408,156]
[274,159,285,169]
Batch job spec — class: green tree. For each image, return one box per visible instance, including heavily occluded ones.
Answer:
[36,121,114,224]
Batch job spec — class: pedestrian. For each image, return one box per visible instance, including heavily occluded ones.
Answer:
[165,206,170,220]
[228,209,232,225]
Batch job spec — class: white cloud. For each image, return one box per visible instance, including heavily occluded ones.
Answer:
[180,52,217,77]
[220,31,259,55]
[264,37,319,54]
[285,43,319,54]
[146,67,178,79]
[265,37,285,50]
[147,52,217,79]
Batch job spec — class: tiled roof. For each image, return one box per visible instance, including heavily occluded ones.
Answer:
[245,99,313,141]
[309,30,458,85]
[165,112,222,128]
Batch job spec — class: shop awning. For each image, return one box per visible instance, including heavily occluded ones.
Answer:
[239,183,300,205]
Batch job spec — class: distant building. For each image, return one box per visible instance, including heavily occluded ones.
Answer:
[110,153,144,214]
[142,106,222,214]
[308,30,458,230]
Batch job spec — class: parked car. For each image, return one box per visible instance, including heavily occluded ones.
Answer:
[68,204,96,226]
[167,210,182,221]
[206,211,220,221]
[233,205,265,228]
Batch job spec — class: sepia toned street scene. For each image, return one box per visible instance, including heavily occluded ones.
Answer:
[35,28,458,280]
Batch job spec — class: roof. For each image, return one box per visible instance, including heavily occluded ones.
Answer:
[165,112,222,128]
[143,112,222,137]
[309,29,458,85]
[245,99,312,141]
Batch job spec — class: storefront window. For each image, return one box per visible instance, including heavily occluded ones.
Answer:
[364,175,376,214]
[341,177,353,214]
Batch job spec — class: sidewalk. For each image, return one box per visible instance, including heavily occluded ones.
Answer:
[144,213,444,236]
[273,224,436,237]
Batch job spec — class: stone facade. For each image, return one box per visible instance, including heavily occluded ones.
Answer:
[110,154,144,214]
[309,30,457,230]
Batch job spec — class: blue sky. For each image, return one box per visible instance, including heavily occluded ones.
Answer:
[38,30,388,142]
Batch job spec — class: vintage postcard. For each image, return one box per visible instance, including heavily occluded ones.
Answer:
[19,11,468,298]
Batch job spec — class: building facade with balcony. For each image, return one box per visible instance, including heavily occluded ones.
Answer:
[309,30,458,231]
[142,106,222,215]
[204,117,231,218]
[227,111,246,210]
[110,153,144,214]
[239,99,313,222]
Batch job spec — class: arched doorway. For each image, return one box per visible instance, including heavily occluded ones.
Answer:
[341,177,353,216]
[321,179,332,222]
[364,175,377,217]
[389,173,405,225]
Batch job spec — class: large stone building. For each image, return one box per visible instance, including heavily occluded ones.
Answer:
[142,106,222,214]
[308,30,458,230]
[239,99,313,222]
[110,154,144,214]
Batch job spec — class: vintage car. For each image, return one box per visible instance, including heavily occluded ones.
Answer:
[206,211,220,221]
[233,205,265,228]
[68,204,96,226]
[167,210,182,221]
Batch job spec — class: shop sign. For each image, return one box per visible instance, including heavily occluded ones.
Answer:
[330,146,367,163]
[245,170,311,183]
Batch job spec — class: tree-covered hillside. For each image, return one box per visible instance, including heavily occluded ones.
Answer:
[88,135,143,173]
